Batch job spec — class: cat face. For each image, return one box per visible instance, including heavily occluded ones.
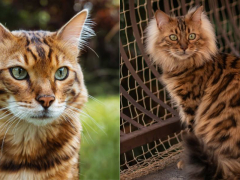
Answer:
[146,6,217,70]
[155,15,202,60]
[0,10,91,126]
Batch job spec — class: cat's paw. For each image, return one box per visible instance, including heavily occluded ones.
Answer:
[177,160,184,170]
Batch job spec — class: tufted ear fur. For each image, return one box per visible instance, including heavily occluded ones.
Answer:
[56,9,93,52]
[191,6,203,22]
[155,10,171,30]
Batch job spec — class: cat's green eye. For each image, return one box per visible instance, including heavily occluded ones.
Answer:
[169,34,178,41]
[189,33,196,40]
[10,67,28,80]
[55,67,68,80]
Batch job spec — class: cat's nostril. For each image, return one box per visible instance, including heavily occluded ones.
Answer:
[181,46,188,51]
[37,96,55,109]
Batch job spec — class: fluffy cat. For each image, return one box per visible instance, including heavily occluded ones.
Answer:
[146,6,240,179]
[0,9,93,180]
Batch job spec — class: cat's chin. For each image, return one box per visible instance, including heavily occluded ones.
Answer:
[173,54,193,60]
[25,117,59,126]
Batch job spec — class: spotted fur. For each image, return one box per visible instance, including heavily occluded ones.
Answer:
[146,6,240,179]
[0,9,92,180]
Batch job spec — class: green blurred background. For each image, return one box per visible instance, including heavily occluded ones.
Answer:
[0,0,119,179]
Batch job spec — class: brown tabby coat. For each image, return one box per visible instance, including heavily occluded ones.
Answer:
[0,9,91,180]
[146,6,240,179]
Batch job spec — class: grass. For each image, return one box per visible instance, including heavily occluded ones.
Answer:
[79,95,119,180]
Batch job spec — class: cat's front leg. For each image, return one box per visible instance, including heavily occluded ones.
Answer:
[178,106,196,132]
[177,107,196,170]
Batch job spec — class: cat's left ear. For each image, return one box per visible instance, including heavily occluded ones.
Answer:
[191,6,203,22]
[56,9,88,50]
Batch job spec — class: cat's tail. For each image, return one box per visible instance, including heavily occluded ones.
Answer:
[182,132,223,180]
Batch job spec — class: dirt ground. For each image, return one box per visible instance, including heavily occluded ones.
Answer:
[135,163,186,180]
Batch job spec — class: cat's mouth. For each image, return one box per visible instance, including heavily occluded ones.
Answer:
[173,51,193,59]
[30,115,52,119]
[30,111,54,120]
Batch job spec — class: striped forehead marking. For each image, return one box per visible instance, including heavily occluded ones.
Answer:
[22,31,52,61]
[177,16,186,32]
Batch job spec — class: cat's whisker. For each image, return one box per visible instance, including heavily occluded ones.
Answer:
[0,105,19,112]
[64,108,99,135]
[0,111,15,121]
[0,113,20,133]
[0,111,10,120]
[0,118,19,161]
[66,105,105,133]
[81,132,89,144]
[60,112,75,128]
[61,109,96,143]
[65,92,105,106]
[12,112,27,140]
[13,118,22,140]
[80,122,95,144]
[82,44,99,58]
[87,94,105,106]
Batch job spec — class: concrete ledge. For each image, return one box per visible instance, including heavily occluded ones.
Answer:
[135,163,186,180]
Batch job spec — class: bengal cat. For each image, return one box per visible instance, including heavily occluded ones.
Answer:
[0,9,93,180]
[146,6,240,179]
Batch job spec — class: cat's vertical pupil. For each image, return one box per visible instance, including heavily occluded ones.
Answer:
[55,67,68,80]
[11,67,28,80]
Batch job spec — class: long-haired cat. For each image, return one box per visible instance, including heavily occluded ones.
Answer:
[0,9,93,180]
[146,6,240,179]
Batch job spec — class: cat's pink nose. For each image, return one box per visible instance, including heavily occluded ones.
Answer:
[37,95,55,109]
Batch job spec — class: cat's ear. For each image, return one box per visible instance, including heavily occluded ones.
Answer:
[155,10,170,30]
[0,24,14,41]
[56,9,88,50]
[191,6,203,22]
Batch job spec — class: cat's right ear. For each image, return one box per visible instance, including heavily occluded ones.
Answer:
[155,10,170,30]
[0,24,14,41]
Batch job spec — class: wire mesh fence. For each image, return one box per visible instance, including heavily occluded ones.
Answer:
[120,0,240,179]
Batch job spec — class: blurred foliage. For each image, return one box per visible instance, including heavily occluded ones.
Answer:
[80,96,119,180]
[0,0,119,96]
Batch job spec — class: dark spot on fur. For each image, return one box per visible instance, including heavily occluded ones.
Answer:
[230,94,240,107]
[184,107,195,115]
[208,103,225,119]
[219,134,230,142]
